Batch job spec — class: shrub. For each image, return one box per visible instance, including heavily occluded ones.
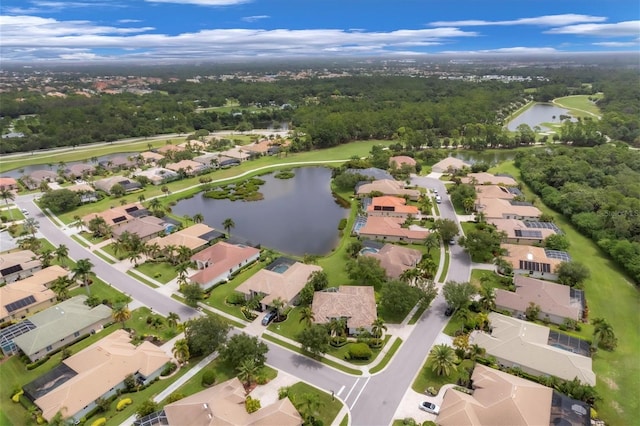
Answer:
[116,398,132,411]
[245,396,261,413]
[338,218,347,230]
[256,375,268,385]
[426,387,437,396]
[348,343,373,360]
[167,392,185,403]
[202,369,216,386]
[226,292,246,305]
[26,357,49,370]
[161,362,177,376]
[90,418,106,426]
[11,389,23,402]
[278,386,290,400]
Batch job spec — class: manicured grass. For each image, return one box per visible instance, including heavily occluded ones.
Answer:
[490,160,639,425]
[261,334,362,376]
[442,315,464,337]
[369,338,403,374]
[408,303,429,325]
[94,249,116,264]
[328,336,390,366]
[127,306,180,341]
[69,276,130,305]
[470,269,508,289]
[288,382,344,426]
[0,208,25,222]
[268,307,306,341]
[127,270,159,288]
[412,359,474,394]
[78,231,106,245]
[437,249,450,283]
[71,234,90,247]
[100,242,128,260]
[553,94,603,118]
[135,261,178,284]
[203,261,265,320]
[460,221,477,236]
[340,414,349,426]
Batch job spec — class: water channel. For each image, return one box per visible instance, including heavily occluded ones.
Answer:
[172,167,349,256]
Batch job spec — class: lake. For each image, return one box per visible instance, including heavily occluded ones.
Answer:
[507,103,577,131]
[2,152,137,178]
[451,150,519,165]
[172,167,349,256]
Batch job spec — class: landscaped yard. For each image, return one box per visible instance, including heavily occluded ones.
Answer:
[490,160,640,425]
[126,306,181,342]
[287,382,344,426]
[69,276,131,304]
[0,208,25,222]
[412,359,474,395]
[135,261,178,284]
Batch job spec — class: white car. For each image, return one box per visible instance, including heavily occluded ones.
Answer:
[21,208,29,215]
[435,195,442,204]
[419,401,440,415]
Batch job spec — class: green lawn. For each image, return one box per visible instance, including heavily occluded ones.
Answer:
[94,249,116,264]
[369,338,403,374]
[100,242,128,260]
[134,261,178,284]
[0,208,25,222]
[490,160,640,425]
[78,231,106,245]
[127,270,159,288]
[69,276,130,305]
[553,94,603,118]
[203,261,265,321]
[437,248,450,283]
[127,306,180,342]
[412,359,474,394]
[460,221,477,236]
[288,382,344,426]
[267,307,306,341]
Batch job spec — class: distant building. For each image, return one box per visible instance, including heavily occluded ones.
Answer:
[476,197,541,221]
[489,219,559,245]
[0,177,18,190]
[389,155,417,169]
[356,179,420,200]
[93,176,142,195]
[461,172,518,186]
[431,157,470,174]
[133,167,179,185]
[23,170,58,190]
[367,196,420,219]
[357,216,429,243]
[344,167,393,181]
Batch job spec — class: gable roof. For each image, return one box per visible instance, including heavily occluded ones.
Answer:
[358,216,429,241]
[476,198,541,219]
[364,244,422,279]
[437,364,553,426]
[470,313,595,385]
[35,329,170,421]
[0,250,40,277]
[12,296,112,358]
[474,185,517,200]
[236,262,322,305]
[112,216,166,240]
[312,286,377,330]
[495,275,582,321]
[389,156,417,167]
[148,223,216,252]
[502,244,564,273]
[367,196,420,215]
[0,177,18,187]
[461,173,518,186]
[82,202,146,227]
[0,267,63,320]
[166,159,204,172]
[356,179,420,199]
[190,242,260,286]
[140,151,165,162]
[164,377,302,426]
[488,219,557,241]
[156,144,185,154]
[432,156,470,171]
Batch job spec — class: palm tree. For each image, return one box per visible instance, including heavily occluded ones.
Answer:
[328,317,346,342]
[222,217,235,237]
[427,344,458,377]
[192,213,204,224]
[478,282,496,311]
[271,297,285,322]
[237,358,259,389]
[463,197,475,213]
[299,307,315,328]
[164,244,178,264]
[148,198,162,212]
[371,317,387,341]
[423,232,440,255]
[128,251,142,267]
[592,317,617,351]
[176,245,192,264]
[167,312,180,329]
[0,186,15,222]
[54,244,69,266]
[172,338,190,365]
[72,258,94,296]
[23,218,39,237]
[467,344,486,361]
[112,303,131,329]
[51,276,71,300]
[297,393,323,424]
[475,211,486,223]
[112,239,127,258]
[138,194,146,203]
[399,268,420,285]
[144,241,161,259]
[418,257,438,280]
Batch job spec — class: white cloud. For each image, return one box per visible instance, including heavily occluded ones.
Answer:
[241,15,269,23]
[118,19,143,23]
[593,40,640,47]
[31,1,127,9]
[440,47,560,55]
[0,15,154,37]
[429,14,606,27]
[145,0,251,5]
[545,21,640,37]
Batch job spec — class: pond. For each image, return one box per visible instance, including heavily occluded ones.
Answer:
[507,103,577,131]
[451,149,519,165]
[2,152,138,178]
[172,167,349,256]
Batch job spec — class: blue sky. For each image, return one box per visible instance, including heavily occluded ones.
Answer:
[1,0,639,62]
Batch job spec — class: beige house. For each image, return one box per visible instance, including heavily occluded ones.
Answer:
[163,377,302,426]
[24,170,58,190]
[367,196,420,218]
[12,295,112,361]
[363,244,422,279]
[220,147,251,162]
[140,151,165,163]
[470,313,595,386]
[235,261,322,309]
[156,144,185,156]
[502,244,566,281]
[111,215,167,242]
[461,172,518,186]
[356,179,420,200]
[166,159,207,175]
[495,275,584,324]
[437,364,553,426]
[358,216,429,243]
[476,197,541,221]
[489,218,557,245]
[389,155,417,169]
[133,167,179,185]
[93,175,141,194]
[147,223,218,254]
[190,242,260,290]
[82,202,146,227]
[0,266,66,323]
[31,329,170,422]
[431,157,470,174]
[0,177,18,190]
[0,249,41,284]
[474,185,517,200]
[312,286,377,335]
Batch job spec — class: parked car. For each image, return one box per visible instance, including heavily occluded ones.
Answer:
[433,188,438,194]
[444,306,454,317]
[21,208,29,215]
[262,310,277,326]
[419,401,440,415]
[449,238,456,245]
[435,195,442,204]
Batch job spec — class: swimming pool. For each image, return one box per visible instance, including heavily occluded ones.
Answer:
[271,264,290,274]
[360,247,379,255]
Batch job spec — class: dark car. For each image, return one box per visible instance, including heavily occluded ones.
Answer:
[262,310,277,326]
[444,306,454,317]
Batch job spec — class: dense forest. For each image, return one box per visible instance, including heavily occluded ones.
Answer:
[0,66,638,154]
[516,145,640,284]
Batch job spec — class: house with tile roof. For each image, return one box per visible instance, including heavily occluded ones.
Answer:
[476,197,541,221]
[358,216,429,243]
[23,170,58,190]
[0,266,66,323]
[356,179,420,200]
[363,244,422,279]
[0,177,18,190]
[474,185,518,201]
[148,223,221,254]
[488,218,558,245]
[367,196,420,219]
[0,249,41,284]
[431,157,470,173]
[93,175,141,195]
[501,244,567,281]
[389,155,417,169]
[190,241,260,290]
[312,286,377,335]
[133,167,179,185]
[461,172,518,186]
[166,159,208,176]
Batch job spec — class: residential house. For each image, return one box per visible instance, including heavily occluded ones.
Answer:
[501,244,568,281]
[437,364,553,426]
[0,249,41,284]
[10,295,112,361]
[66,183,98,203]
[0,177,18,190]
[469,313,595,386]
[367,196,420,219]
[474,185,519,201]
[461,172,518,186]
[156,144,185,156]
[160,377,302,426]
[148,223,221,255]
[189,241,260,290]
[82,203,148,227]
[357,216,429,243]
[389,155,417,169]
[133,167,179,185]
[312,286,377,335]
[476,197,541,221]
[166,159,207,176]
[488,219,559,245]
[495,275,585,325]
[217,156,241,168]
[235,261,322,309]
[112,215,168,242]
[27,329,170,423]
[140,151,165,164]
[220,147,250,162]
[178,140,208,151]
[356,179,420,200]
[24,170,58,190]
[93,176,142,195]
[431,157,470,174]
[0,266,66,323]
[193,152,222,168]
[100,155,136,170]
[363,243,422,279]
[64,163,95,179]
[344,167,393,181]
[241,139,277,156]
